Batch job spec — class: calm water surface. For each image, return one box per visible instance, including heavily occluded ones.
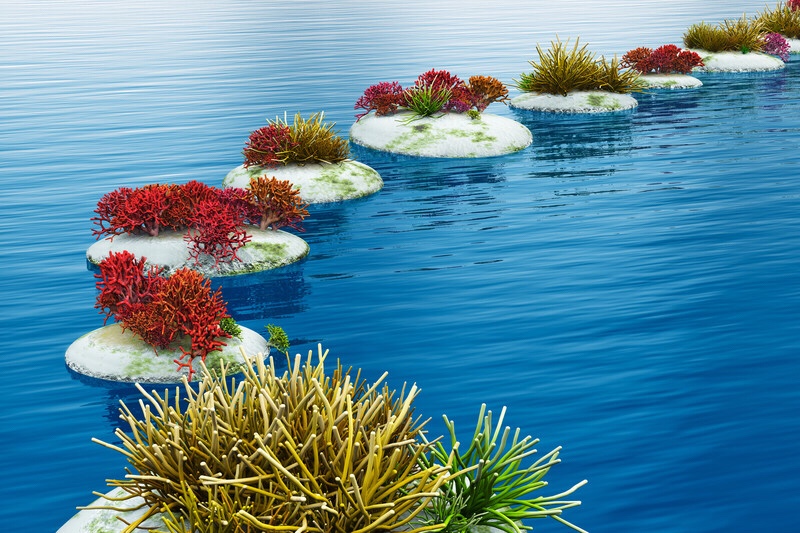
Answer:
[1,1,799,531]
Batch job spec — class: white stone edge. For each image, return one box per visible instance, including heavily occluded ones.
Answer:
[65,324,269,383]
[222,160,384,204]
[509,90,639,114]
[86,227,309,277]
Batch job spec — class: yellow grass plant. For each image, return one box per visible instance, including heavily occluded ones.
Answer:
[88,345,452,532]
[757,2,800,39]
[516,37,642,96]
[683,15,765,52]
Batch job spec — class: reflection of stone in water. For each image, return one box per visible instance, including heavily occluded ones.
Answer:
[513,111,634,161]
[634,90,701,120]
[216,261,309,321]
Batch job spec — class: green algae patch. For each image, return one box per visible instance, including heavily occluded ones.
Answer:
[222,160,383,203]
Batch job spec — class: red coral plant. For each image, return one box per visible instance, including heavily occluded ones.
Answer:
[95,251,232,380]
[246,176,309,231]
[621,45,704,75]
[354,69,509,119]
[93,179,310,269]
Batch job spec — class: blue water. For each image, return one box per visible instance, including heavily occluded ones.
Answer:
[2,1,799,531]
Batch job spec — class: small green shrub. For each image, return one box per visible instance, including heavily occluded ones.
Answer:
[415,404,587,533]
[516,38,642,95]
[757,3,800,39]
[684,16,765,52]
[218,317,241,338]
[265,323,289,354]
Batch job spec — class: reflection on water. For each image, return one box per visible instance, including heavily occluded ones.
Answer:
[515,110,635,162]
[216,260,310,321]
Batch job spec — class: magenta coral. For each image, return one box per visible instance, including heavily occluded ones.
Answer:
[354,69,509,119]
[243,122,297,168]
[354,81,405,120]
[761,32,791,61]
[789,0,800,11]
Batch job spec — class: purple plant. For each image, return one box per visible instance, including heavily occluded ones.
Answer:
[761,32,791,61]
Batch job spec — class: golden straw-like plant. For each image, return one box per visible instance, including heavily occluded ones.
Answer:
[89,345,451,532]
[684,16,765,52]
[757,2,800,39]
[284,112,350,165]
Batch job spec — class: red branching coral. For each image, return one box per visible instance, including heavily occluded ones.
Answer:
[245,176,309,231]
[467,75,510,111]
[621,45,703,75]
[621,47,654,72]
[185,195,251,267]
[354,81,406,120]
[92,187,133,240]
[790,0,800,11]
[414,68,464,91]
[94,252,232,380]
[243,122,297,168]
[94,250,164,324]
[92,180,302,268]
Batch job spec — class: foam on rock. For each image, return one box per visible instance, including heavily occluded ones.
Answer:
[349,111,532,158]
[223,160,383,203]
[689,49,785,72]
[87,228,309,277]
[509,91,638,113]
[639,73,703,89]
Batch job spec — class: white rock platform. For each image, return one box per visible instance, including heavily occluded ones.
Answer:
[222,160,383,203]
[87,228,309,277]
[349,111,532,158]
[509,91,638,113]
[639,73,702,89]
[787,37,800,53]
[689,50,785,72]
[66,323,268,383]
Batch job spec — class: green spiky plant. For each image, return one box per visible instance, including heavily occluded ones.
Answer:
[404,85,454,119]
[757,2,800,39]
[683,16,765,52]
[87,345,452,532]
[516,37,642,96]
[414,404,587,533]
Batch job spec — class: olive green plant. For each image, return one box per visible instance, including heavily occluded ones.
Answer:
[265,323,289,354]
[595,55,646,93]
[516,37,642,96]
[757,2,800,39]
[87,345,452,532]
[414,404,587,533]
[683,15,765,52]
[282,111,351,165]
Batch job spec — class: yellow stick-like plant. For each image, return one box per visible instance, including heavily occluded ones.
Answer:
[89,345,451,532]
